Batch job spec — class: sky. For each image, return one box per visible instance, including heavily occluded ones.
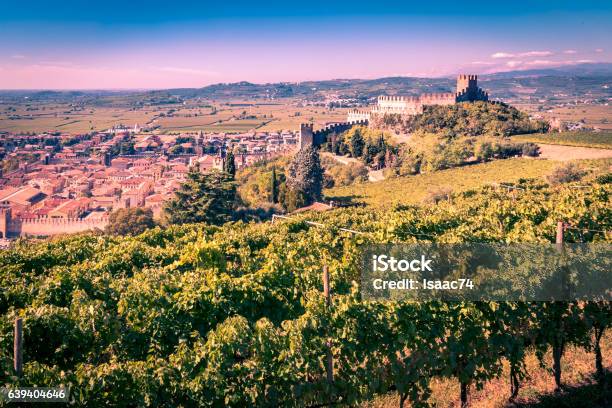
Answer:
[1,0,611,89]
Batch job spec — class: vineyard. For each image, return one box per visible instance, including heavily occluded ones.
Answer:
[0,177,610,407]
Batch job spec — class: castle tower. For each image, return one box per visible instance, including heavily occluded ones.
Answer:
[299,123,314,149]
[455,74,488,102]
[0,207,11,239]
[456,74,478,94]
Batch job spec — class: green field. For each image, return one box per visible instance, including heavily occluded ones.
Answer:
[512,131,612,149]
[326,158,611,207]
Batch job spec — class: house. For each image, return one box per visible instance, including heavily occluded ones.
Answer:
[47,197,90,218]
[0,186,47,213]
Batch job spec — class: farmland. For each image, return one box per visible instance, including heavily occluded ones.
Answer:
[542,105,612,130]
[0,98,350,134]
[0,104,157,134]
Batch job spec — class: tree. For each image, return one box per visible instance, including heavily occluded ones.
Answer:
[224,151,236,178]
[285,146,323,208]
[105,208,156,236]
[348,129,365,158]
[164,167,236,225]
[270,167,279,204]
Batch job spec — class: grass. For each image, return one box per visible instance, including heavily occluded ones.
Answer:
[363,332,612,407]
[326,159,557,207]
[512,132,612,149]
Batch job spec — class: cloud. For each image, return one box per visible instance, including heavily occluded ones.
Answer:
[156,66,217,76]
[595,48,604,53]
[563,49,577,54]
[518,51,553,57]
[505,60,523,68]
[470,61,495,65]
[525,60,556,66]
[491,50,553,59]
[576,59,595,63]
[491,52,515,59]
[10,54,26,59]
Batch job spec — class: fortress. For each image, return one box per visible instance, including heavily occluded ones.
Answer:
[299,74,489,149]
[347,74,488,122]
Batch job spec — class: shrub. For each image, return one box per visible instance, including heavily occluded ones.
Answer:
[423,187,453,204]
[595,173,612,184]
[547,163,586,185]
[106,208,156,236]
[521,142,540,157]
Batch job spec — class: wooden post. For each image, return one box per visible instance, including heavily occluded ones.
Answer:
[323,266,334,384]
[556,221,564,246]
[323,265,331,306]
[14,318,22,377]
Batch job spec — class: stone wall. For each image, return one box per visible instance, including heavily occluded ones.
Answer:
[298,120,368,149]
[5,216,108,237]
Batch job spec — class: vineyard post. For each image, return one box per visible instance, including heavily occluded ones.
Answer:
[553,221,565,391]
[556,221,564,248]
[14,318,22,377]
[323,265,334,384]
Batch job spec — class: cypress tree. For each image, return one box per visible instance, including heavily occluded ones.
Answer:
[224,151,236,177]
[285,146,323,207]
[270,167,279,204]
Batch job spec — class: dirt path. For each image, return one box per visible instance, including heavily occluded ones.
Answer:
[536,143,612,161]
[321,152,386,182]
[321,152,361,165]
[368,170,385,182]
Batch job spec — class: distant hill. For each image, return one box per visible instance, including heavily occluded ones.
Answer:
[484,63,612,79]
[160,62,611,101]
[1,63,610,104]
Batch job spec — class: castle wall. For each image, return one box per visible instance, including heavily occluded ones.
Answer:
[299,120,368,149]
[6,217,109,237]
[347,109,371,123]
[419,92,456,106]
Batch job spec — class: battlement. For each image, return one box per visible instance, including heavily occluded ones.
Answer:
[1,210,109,238]
[347,109,371,123]
[15,217,109,225]
[457,74,478,81]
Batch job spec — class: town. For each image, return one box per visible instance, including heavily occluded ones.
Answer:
[0,127,299,239]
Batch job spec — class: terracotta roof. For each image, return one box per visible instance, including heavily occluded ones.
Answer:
[0,186,45,205]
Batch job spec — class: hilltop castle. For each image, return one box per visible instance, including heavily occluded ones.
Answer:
[347,74,488,122]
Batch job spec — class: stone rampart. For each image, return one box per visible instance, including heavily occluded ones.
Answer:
[7,217,108,237]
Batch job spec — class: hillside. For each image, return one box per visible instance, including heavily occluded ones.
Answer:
[328,158,543,207]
